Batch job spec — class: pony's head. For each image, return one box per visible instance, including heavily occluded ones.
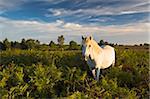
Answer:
[82,36,94,61]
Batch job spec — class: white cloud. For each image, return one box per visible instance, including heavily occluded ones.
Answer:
[0,16,149,44]
[89,17,114,22]
[46,8,83,17]
[36,0,67,4]
[48,9,62,16]
[47,8,77,17]
[99,23,149,35]
[56,20,64,25]
[46,0,149,17]
[64,23,82,29]
[0,0,24,11]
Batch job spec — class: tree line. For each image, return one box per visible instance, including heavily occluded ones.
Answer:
[0,35,149,51]
[0,35,80,51]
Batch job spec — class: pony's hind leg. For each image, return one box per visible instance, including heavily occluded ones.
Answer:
[96,68,101,81]
[92,69,96,79]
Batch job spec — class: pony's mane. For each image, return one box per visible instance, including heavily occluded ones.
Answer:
[91,39,102,54]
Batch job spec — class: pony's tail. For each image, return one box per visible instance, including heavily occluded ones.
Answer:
[112,48,116,67]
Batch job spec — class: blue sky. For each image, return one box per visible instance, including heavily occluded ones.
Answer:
[0,0,149,44]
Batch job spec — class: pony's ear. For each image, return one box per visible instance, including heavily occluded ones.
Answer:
[89,36,93,40]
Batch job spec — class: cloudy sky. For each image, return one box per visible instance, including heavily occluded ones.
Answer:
[0,0,149,44]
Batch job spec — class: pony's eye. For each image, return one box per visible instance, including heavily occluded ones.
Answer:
[89,45,91,47]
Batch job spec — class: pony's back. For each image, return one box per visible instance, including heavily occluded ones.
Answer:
[100,45,115,69]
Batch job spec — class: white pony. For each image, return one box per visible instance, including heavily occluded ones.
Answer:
[82,36,115,81]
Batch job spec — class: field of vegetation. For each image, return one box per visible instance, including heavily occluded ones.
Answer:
[0,37,149,98]
[0,47,149,98]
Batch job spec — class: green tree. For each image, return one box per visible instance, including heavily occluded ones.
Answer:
[69,40,78,50]
[143,43,149,46]
[10,41,14,48]
[26,39,36,49]
[49,41,56,48]
[11,41,21,49]
[3,38,11,50]
[21,38,27,50]
[25,39,40,50]
[57,35,64,49]
[35,40,40,45]
[104,41,108,45]
[99,40,105,46]
[35,40,40,49]
[14,41,21,49]
[0,41,6,50]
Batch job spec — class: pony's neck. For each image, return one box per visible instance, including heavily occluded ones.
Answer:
[91,40,102,54]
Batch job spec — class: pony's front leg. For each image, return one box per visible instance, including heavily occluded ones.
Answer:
[96,68,101,81]
[92,69,96,79]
